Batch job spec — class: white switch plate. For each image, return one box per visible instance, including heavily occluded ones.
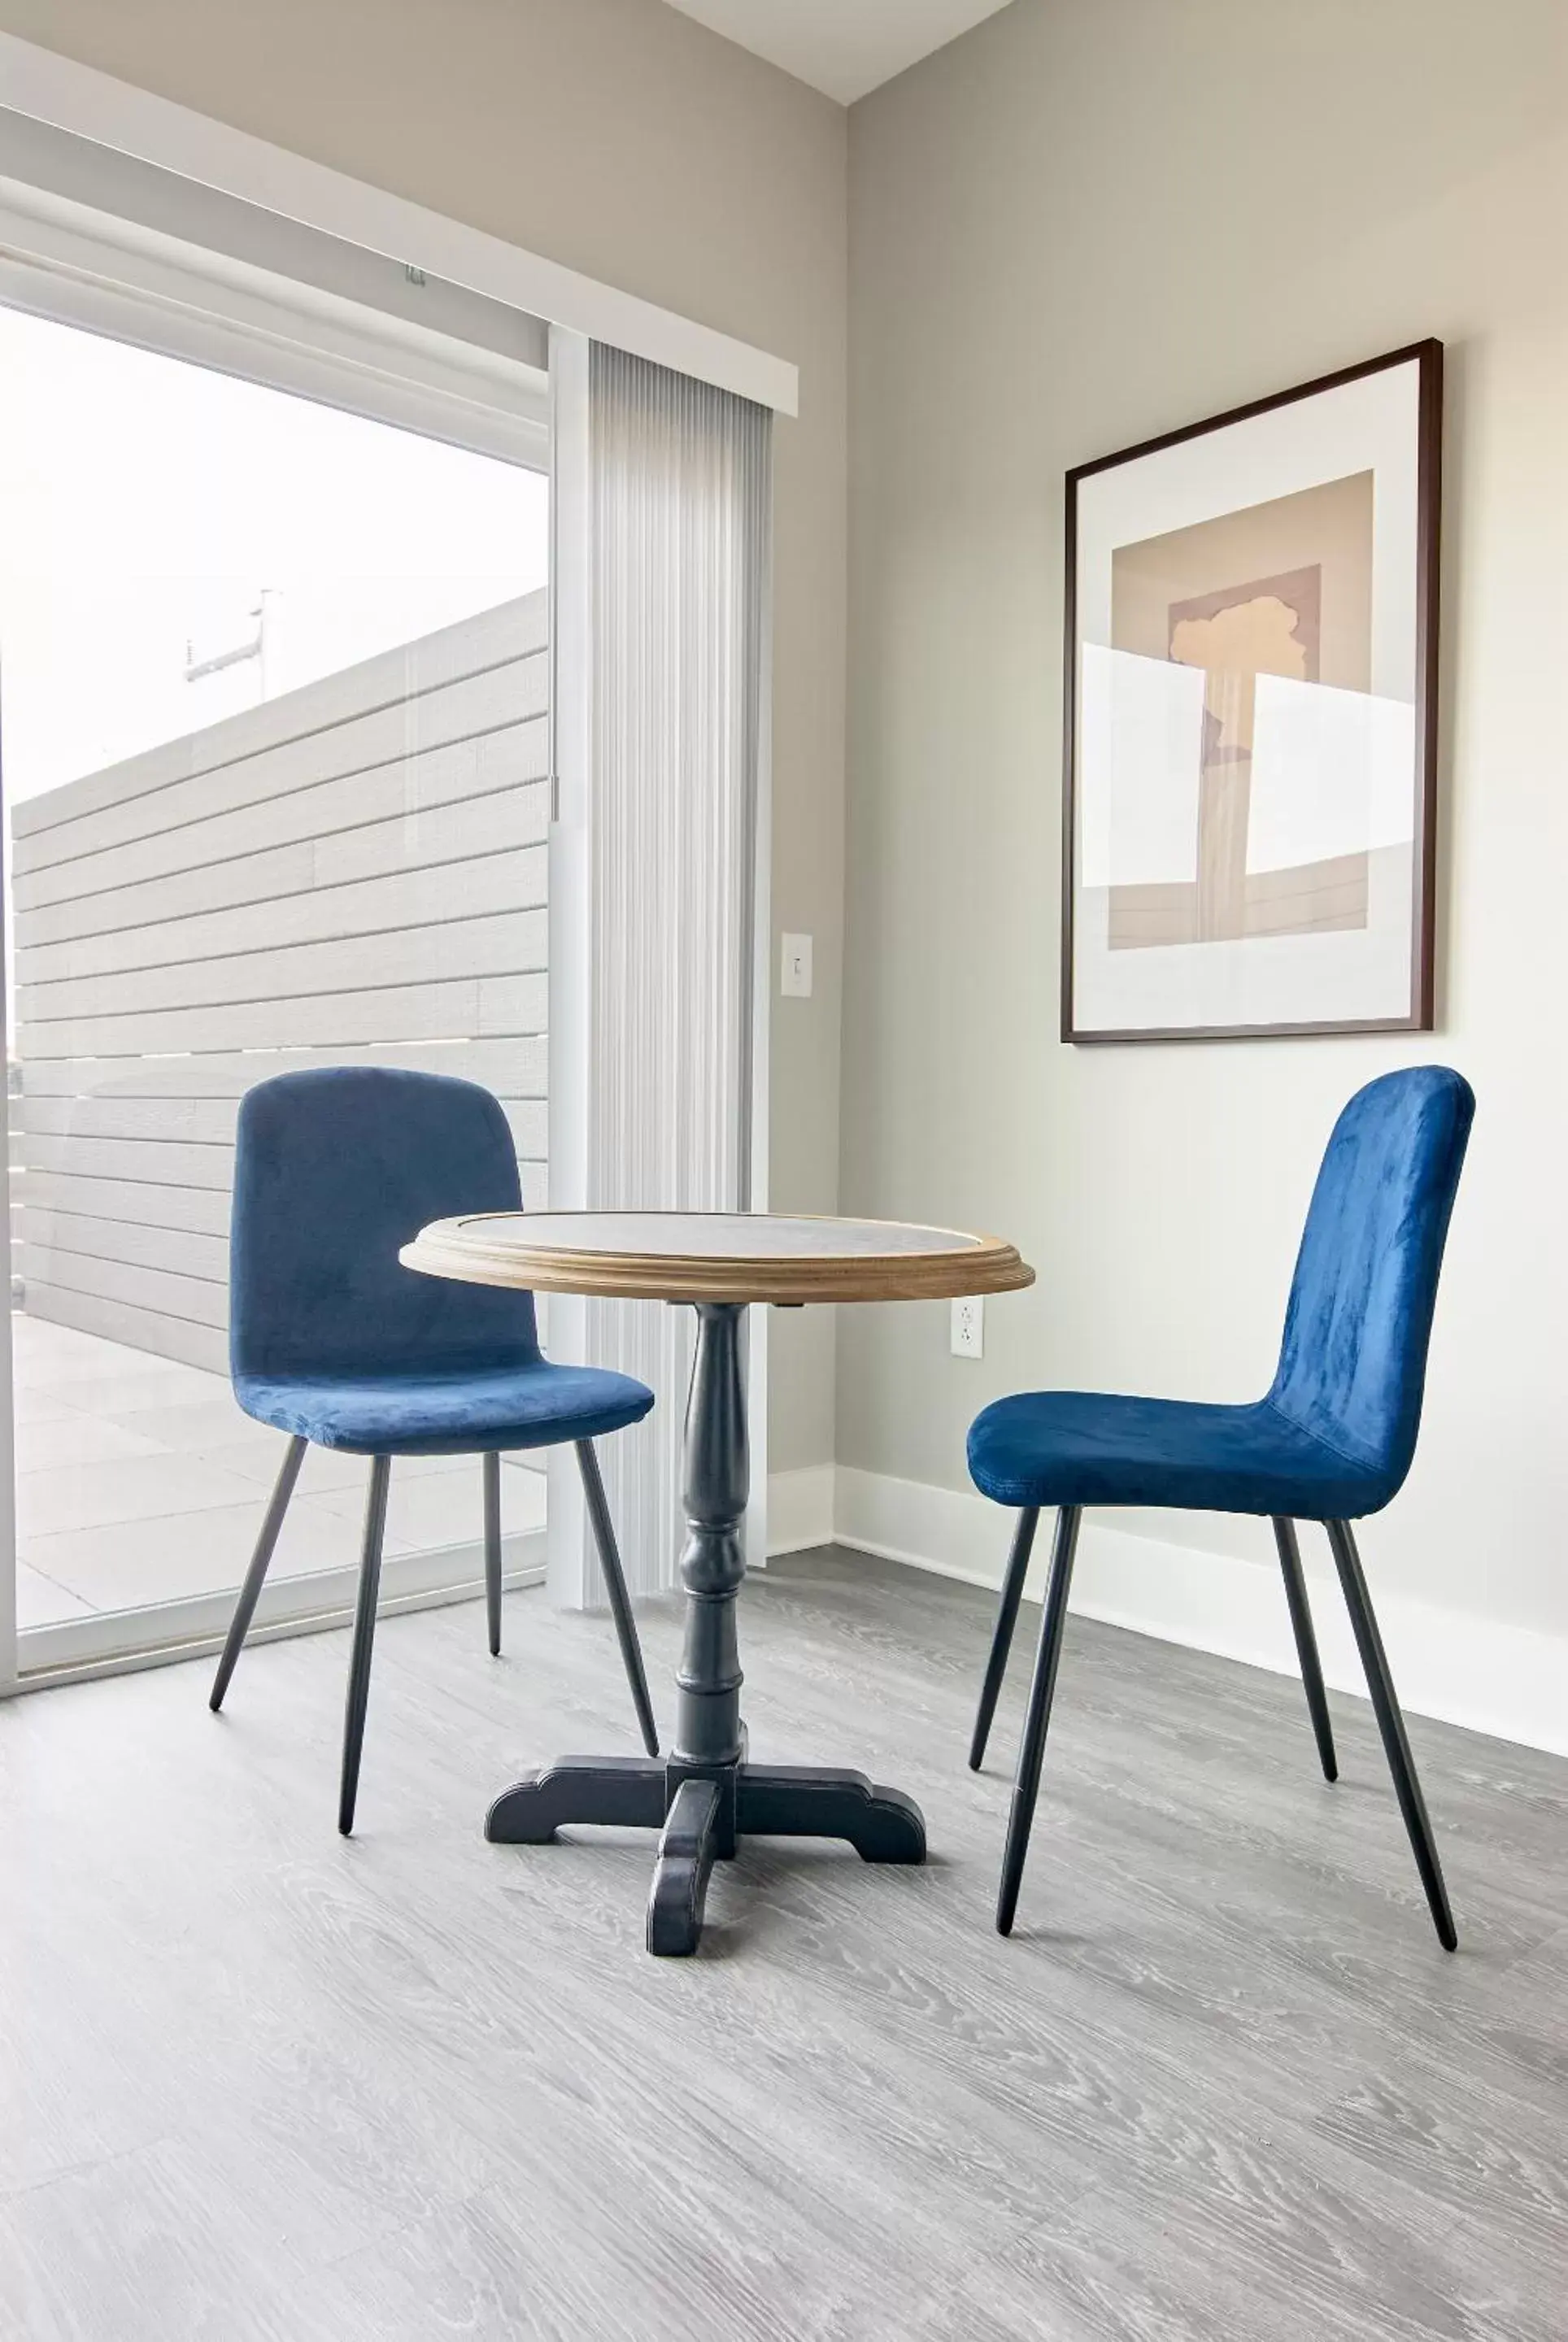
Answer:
[780,932,812,998]
[951,1295,984,1358]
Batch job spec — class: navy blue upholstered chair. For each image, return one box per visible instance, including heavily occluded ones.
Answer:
[210,1068,660,1833]
[968,1065,1474,1949]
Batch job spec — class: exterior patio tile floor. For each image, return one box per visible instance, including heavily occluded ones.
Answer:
[10,1314,542,1631]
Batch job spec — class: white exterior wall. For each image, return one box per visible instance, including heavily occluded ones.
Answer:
[10,590,548,1369]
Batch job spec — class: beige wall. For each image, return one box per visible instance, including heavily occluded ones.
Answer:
[843,0,1568,1647]
[0,0,847,1473]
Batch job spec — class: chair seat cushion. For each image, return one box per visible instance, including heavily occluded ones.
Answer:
[967,1391,1392,1520]
[234,1360,654,1457]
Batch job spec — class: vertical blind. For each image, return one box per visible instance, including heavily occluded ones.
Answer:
[572,344,772,1599]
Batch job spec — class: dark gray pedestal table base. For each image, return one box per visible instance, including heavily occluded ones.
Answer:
[485,1302,926,1955]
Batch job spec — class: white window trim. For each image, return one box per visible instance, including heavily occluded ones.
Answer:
[0,176,551,468]
[0,30,799,416]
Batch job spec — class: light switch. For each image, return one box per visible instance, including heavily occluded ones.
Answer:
[781,933,813,998]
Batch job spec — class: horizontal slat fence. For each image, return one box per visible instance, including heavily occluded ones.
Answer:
[11,592,548,1372]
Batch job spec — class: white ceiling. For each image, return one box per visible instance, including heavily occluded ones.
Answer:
[660,0,1016,105]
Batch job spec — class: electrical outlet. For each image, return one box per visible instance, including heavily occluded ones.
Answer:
[780,933,813,998]
[951,1295,984,1359]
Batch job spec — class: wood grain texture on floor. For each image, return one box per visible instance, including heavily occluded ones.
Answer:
[1,1545,1564,2340]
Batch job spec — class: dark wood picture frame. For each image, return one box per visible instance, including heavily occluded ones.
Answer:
[1061,339,1443,1044]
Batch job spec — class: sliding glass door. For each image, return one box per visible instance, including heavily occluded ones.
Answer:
[1,220,552,1676]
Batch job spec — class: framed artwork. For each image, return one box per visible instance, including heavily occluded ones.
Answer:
[1061,341,1442,1042]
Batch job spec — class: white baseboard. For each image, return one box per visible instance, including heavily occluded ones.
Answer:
[821,1464,1568,1759]
[766,1464,837,1556]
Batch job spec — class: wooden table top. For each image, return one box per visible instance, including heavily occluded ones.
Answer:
[401,1210,1034,1306]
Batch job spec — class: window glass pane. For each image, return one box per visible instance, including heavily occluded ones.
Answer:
[2,303,549,1645]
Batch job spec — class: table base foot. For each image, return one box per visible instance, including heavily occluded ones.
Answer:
[486,1752,926,1954]
[647,1778,723,1956]
[485,1755,668,1844]
[736,1765,927,1863]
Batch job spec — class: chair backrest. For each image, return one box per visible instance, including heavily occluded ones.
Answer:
[229,1068,538,1382]
[1268,1065,1474,1495]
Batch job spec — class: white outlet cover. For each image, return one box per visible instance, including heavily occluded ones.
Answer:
[951,1295,984,1358]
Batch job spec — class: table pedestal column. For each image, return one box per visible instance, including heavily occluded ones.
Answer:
[486,1302,926,1956]
[671,1303,748,1771]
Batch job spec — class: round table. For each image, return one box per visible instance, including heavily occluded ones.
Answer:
[401,1210,1034,1955]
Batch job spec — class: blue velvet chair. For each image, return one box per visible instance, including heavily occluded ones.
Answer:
[967,1065,1474,1949]
[210,1067,660,1833]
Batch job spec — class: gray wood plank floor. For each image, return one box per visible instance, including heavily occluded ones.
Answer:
[2,1544,1565,2340]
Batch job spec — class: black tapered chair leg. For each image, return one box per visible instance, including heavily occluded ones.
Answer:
[1325,1518,1457,1951]
[970,1505,1039,1771]
[482,1451,503,1657]
[996,1504,1082,1937]
[339,1455,391,1837]
[1271,1517,1338,1782]
[210,1434,308,1711]
[575,1440,660,1757]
